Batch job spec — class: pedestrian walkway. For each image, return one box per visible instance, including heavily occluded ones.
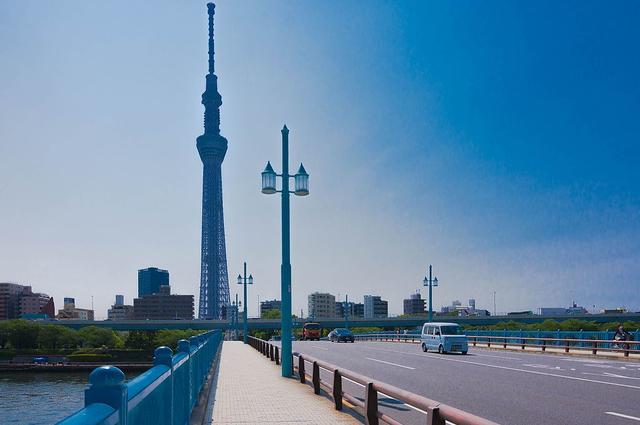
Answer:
[205,341,361,424]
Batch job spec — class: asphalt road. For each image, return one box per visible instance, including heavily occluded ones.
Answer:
[286,340,640,425]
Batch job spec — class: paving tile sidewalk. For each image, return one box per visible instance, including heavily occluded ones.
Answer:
[206,341,362,424]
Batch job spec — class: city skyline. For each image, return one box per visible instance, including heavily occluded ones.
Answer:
[1,1,639,320]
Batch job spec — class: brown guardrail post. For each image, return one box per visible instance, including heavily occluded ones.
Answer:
[270,344,274,361]
[275,346,280,365]
[299,355,306,383]
[312,361,321,395]
[624,344,630,358]
[592,341,597,355]
[333,370,343,410]
[542,339,546,352]
[364,382,378,425]
[520,338,524,350]
[473,336,477,347]
[565,340,570,353]
[487,337,491,348]
[426,406,446,425]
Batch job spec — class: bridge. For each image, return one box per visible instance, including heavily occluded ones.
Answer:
[51,312,640,331]
[53,328,640,424]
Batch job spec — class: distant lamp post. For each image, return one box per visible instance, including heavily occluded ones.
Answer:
[236,262,253,344]
[261,125,309,377]
[422,265,439,322]
[343,294,350,329]
[231,294,241,340]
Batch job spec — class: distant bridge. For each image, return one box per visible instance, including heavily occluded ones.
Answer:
[48,313,640,331]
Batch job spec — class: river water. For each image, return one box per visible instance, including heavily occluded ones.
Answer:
[0,371,137,424]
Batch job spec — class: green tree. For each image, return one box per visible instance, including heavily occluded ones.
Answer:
[6,320,40,349]
[77,326,121,348]
[125,330,158,350]
[154,330,201,350]
[261,309,281,319]
[37,325,78,350]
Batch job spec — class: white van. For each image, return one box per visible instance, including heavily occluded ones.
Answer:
[420,322,468,354]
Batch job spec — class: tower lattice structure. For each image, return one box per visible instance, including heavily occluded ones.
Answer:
[197,3,229,319]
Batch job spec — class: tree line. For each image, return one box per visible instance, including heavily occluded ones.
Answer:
[0,320,203,352]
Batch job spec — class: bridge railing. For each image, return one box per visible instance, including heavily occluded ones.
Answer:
[353,333,640,357]
[57,330,221,425]
[247,336,499,425]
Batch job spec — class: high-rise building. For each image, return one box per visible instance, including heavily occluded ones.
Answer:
[260,299,282,317]
[308,292,336,319]
[57,298,94,320]
[469,298,476,311]
[352,303,365,318]
[133,285,194,320]
[20,293,54,317]
[1,283,53,319]
[403,292,426,315]
[108,295,133,320]
[197,3,230,319]
[138,267,169,298]
[364,295,388,318]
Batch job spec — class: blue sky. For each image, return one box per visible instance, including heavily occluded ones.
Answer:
[0,1,638,319]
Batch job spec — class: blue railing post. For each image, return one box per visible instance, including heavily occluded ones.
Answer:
[189,336,200,407]
[153,346,174,425]
[178,339,192,413]
[84,366,128,425]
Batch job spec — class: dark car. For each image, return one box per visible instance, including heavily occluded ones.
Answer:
[328,328,355,343]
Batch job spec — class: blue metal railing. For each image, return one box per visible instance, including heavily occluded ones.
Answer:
[57,330,221,425]
[464,329,639,349]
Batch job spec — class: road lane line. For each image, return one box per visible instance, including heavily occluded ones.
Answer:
[605,412,640,421]
[468,352,520,360]
[308,345,329,351]
[357,345,640,389]
[415,354,640,390]
[365,357,415,370]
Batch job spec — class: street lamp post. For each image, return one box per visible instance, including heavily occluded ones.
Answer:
[236,262,253,344]
[343,294,350,329]
[261,125,309,378]
[422,265,439,322]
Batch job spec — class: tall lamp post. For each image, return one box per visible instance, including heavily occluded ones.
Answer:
[261,125,309,378]
[236,262,253,344]
[422,265,439,322]
[343,294,350,329]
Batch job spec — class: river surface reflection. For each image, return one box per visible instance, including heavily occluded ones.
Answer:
[0,371,138,424]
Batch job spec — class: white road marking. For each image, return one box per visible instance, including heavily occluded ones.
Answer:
[602,372,640,380]
[468,352,520,360]
[605,412,640,421]
[363,346,640,389]
[365,357,415,370]
[309,345,329,351]
[415,355,640,390]
[523,364,563,370]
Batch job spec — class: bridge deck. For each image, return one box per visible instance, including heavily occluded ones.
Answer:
[206,341,361,424]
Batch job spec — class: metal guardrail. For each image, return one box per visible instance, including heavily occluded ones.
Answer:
[57,330,222,425]
[354,333,640,357]
[247,336,499,425]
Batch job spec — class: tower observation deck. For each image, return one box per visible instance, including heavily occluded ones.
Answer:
[197,2,229,319]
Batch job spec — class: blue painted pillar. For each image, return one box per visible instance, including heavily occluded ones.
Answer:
[178,339,192,417]
[153,346,174,425]
[84,366,128,425]
[281,125,293,378]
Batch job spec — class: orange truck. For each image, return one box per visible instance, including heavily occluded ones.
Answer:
[302,322,321,341]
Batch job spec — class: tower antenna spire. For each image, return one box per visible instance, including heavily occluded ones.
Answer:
[207,3,216,74]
